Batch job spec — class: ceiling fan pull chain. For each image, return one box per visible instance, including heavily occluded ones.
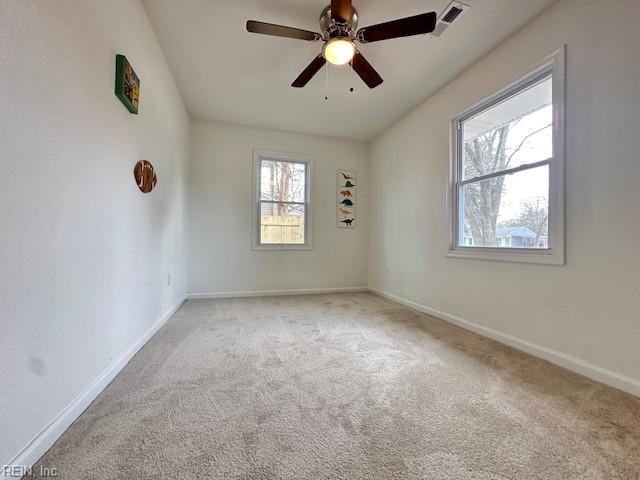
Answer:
[349,59,354,93]
[324,61,329,100]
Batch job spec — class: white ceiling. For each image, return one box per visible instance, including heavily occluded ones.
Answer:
[142,0,557,140]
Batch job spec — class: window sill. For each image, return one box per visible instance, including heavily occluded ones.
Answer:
[253,243,313,251]
[447,247,564,265]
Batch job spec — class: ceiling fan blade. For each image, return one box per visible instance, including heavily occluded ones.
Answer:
[292,54,327,88]
[357,12,437,43]
[351,51,383,89]
[246,20,320,41]
[331,0,353,23]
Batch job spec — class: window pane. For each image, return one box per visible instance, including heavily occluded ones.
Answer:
[462,75,552,180]
[260,202,305,244]
[459,165,549,249]
[260,160,306,202]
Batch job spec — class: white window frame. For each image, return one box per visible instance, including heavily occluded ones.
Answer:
[252,149,313,250]
[447,47,565,265]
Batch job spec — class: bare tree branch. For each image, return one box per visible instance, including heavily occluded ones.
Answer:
[505,123,551,168]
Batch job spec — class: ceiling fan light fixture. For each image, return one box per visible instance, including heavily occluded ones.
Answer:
[322,37,355,65]
[247,1,437,88]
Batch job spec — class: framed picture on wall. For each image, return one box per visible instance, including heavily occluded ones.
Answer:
[115,54,140,114]
[336,169,356,228]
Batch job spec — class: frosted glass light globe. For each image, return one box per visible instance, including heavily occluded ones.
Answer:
[323,38,355,65]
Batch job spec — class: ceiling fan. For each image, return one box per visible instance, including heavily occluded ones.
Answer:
[246,0,437,89]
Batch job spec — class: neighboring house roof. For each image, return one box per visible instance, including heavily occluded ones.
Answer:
[497,226,537,238]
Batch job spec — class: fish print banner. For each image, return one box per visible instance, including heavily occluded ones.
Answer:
[336,169,356,228]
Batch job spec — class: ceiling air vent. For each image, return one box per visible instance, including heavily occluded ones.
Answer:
[442,6,464,23]
[430,1,470,38]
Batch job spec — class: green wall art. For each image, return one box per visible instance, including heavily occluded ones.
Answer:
[115,54,140,114]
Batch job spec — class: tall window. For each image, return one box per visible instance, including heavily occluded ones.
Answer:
[253,151,312,249]
[448,49,565,264]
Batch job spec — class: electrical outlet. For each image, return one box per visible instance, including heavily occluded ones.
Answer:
[167,273,171,286]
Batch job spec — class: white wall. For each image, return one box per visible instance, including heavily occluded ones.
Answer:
[0,0,189,467]
[369,0,640,393]
[188,121,369,295]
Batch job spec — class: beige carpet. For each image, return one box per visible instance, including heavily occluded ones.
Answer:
[33,293,640,479]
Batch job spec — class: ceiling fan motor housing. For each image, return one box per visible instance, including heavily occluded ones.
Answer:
[319,5,359,39]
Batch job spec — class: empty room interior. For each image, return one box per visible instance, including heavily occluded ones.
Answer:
[2,0,640,478]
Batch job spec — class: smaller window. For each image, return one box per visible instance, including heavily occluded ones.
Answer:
[253,151,313,250]
[448,48,565,265]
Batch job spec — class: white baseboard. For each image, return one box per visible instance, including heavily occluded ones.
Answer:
[187,286,368,299]
[369,288,640,398]
[2,296,186,478]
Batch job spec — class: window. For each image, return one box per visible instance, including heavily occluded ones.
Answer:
[448,48,565,264]
[253,150,312,250]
